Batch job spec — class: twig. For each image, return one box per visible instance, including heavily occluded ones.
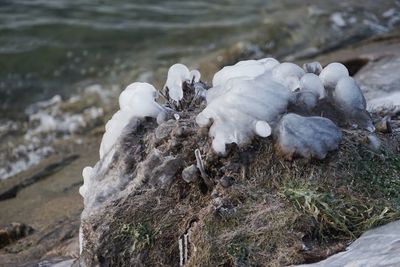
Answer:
[160,86,178,110]
[195,149,213,189]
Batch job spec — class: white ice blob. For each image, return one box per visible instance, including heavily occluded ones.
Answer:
[80,166,93,198]
[255,121,272,137]
[300,73,326,99]
[272,62,305,91]
[334,76,366,111]
[212,58,279,87]
[164,63,200,103]
[333,76,373,131]
[189,69,201,83]
[275,113,342,160]
[119,82,163,117]
[257,57,280,69]
[319,62,349,92]
[99,82,164,159]
[197,75,292,155]
[164,64,190,102]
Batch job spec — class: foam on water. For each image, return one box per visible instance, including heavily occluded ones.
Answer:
[0,84,118,180]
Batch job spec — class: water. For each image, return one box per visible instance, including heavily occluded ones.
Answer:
[0,0,399,179]
[1,0,399,118]
[0,0,267,118]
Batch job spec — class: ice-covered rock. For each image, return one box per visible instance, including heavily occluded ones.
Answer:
[80,82,165,225]
[79,82,166,221]
[303,61,323,75]
[274,113,342,160]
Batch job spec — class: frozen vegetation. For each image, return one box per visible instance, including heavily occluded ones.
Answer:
[80,56,374,212]
[79,57,379,258]
[74,47,400,267]
[99,82,164,159]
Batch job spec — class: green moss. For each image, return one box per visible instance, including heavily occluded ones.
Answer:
[282,181,400,241]
[115,222,155,253]
[226,237,249,266]
[340,149,400,207]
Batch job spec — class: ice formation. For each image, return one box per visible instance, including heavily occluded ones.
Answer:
[319,62,349,92]
[164,63,201,103]
[78,56,380,258]
[81,82,165,217]
[299,73,326,100]
[275,113,342,160]
[333,77,366,114]
[212,58,279,87]
[81,58,375,209]
[99,82,164,159]
[80,67,202,206]
[196,58,374,156]
[272,62,305,91]
[333,76,373,131]
[197,70,292,155]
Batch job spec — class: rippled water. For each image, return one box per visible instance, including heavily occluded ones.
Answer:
[1,0,399,119]
[0,0,399,180]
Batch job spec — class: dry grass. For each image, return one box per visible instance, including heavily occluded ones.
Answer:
[89,124,400,267]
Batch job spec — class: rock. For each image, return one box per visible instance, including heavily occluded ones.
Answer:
[148,155,183,189]
[155,120,176,140]
[17,257,77,267]
[367,92,400,115]
[0,223,34,249]
[212,197,236,217]
[219,176,235,188]
[296,220,400,267]
[294,91,319,110]
[182,165,199,183]
[0,154,79,201]
[302,62,323,75]
[355,57,400,115]
[375,116,392,133]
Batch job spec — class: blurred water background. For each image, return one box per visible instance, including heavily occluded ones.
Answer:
[0,0,399,180]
